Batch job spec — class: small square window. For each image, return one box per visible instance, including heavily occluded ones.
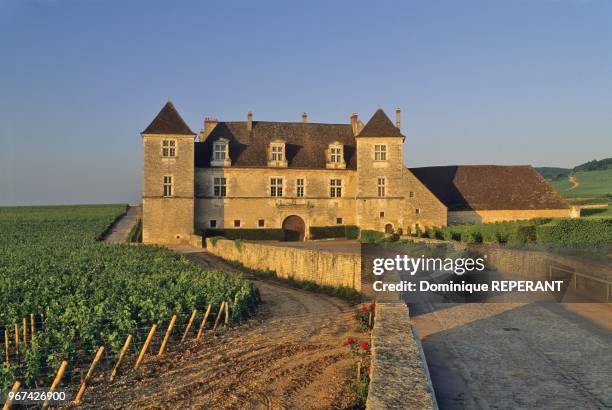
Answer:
[336,217,343,225]
[409,191,415,198]
[379,211,385,219]
[234,220,241,228]
[209,220,217,228]
[415,208,421,215]
[258,219,265,227]
[162,140,176,157]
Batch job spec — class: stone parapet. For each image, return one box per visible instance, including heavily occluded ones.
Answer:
[367,303,436,410]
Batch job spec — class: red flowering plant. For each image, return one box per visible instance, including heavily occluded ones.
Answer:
[355,303,375,331]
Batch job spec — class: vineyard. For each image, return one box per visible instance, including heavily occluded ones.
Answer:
[0,205,259,395]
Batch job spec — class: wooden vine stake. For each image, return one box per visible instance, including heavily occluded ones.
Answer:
[212,302,225,331]
[356,360,362,385]
[196,304,212,340]
[2,380,21,410]
[181,310,197,343]
[109,334,132,382]
[157,315,176,356]
[368,311,373,328]
[224,301,230,326]
[42,360,67,409]
[30,314,35,340]
[13,324,18,359]
[74,346,104,404]
[4,330,8,364]
[134,324,156,370]
[22,318,27,346]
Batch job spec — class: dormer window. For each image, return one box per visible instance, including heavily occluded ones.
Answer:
[271,145,283,161]
[268,140,288,167]
[326,142,346,169]
[211,138,231,167]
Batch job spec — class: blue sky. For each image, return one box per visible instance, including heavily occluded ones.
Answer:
[1,0,611,205]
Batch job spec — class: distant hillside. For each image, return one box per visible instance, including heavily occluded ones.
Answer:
[574,157,612,172]
[534,167,571,180]
[549,168,612,199]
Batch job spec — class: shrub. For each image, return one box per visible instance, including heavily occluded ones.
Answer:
[462,230,483,244]
[345,225,360,239]
[536,218,612,247]
[360,230,385,243]
[309,225,360,240]
[128,218,142,243]
[203,228,284,241]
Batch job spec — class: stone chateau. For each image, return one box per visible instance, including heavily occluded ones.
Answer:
[141,102,571,244]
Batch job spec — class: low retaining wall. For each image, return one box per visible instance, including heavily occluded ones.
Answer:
[408,237,612,301]
[367,303,436,410]
[205,239,362,291]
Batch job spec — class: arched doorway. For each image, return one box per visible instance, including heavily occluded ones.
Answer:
[282,215,305,241]
[385,223,394,234]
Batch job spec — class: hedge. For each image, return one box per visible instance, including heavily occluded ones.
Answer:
[360,230,385,243]
[309,225,360,240]
[437,219,552,245]
[536,219,612,247]
[203,228,284,241]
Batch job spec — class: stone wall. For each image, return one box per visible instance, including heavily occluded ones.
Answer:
[367,303,436,410]
[410,237,611,301]
[205,239,362,290]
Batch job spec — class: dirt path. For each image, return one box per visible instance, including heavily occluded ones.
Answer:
[76,252,366,409]
[568,174,580,190]
[103,206,141,243]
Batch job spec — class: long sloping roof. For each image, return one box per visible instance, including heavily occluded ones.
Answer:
[142,101,194,135]
[357,109,404,138]
[196,121,356,169]
[410,165,570,211]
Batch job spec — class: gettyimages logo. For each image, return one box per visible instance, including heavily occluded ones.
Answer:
[372,255,487,276]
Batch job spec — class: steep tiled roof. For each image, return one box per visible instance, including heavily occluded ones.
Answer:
[357,109,403,138]
[142,101,194,135]
[196,121,356,169]
[410,165,570,211]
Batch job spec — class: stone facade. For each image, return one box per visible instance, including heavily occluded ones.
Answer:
[142,133,195,244]
[140,102,570,245]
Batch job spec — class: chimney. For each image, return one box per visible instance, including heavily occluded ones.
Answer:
[350,112,359,136]
[247,111,253,131]
[302,112,308,123]
[201,117,218,140]
[395,107,401,129]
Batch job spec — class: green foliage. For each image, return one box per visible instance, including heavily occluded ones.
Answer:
[574,157,612,172]
[203,228,284,241]
[0,205,258,387]
[360,230,385,243]
[309,225,345,239]
[536,218,612,247]
[234,239,244,252]
[439,219,552,246]
[309,225,360,240]
[128,218,142,243]
[345,225,360,239]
